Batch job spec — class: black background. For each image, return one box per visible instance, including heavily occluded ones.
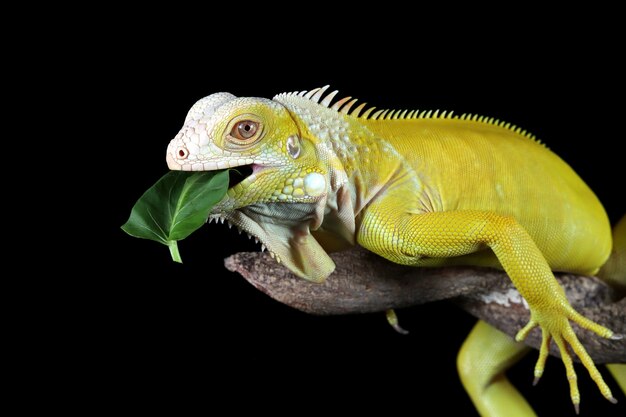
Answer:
[95,31,626,416]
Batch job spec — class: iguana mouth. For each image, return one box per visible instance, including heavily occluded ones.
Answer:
[228,165,254,189]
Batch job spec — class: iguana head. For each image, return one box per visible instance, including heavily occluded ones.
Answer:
[166,90,350,282]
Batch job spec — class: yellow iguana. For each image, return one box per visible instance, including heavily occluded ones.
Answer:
[165,86,625,416]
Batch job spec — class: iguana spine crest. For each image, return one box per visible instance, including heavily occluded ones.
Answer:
[275,85,540,143]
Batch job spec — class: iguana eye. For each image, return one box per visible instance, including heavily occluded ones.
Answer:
[231,120,259,140]
[224,116,264,148]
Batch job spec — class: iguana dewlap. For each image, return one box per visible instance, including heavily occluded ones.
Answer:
[166,86,625,416]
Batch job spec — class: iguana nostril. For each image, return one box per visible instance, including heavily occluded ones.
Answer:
[177,147,188,159]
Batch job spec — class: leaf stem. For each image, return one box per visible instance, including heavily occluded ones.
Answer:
[168,241,182,263]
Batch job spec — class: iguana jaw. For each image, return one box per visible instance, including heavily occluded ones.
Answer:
[166,146,271,201]
[207,209,280,263]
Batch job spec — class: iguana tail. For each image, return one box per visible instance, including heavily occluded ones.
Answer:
[599,214,626,296]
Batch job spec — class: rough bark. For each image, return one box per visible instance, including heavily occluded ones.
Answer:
[225,247,625,364]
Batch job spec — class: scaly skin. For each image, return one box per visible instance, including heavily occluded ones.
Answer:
[166,86,623,415]
[458,321,535,416]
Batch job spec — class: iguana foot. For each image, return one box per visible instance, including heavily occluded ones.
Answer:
[515,305,618,413]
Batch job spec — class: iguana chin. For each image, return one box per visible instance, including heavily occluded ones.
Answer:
[166,86,625,416]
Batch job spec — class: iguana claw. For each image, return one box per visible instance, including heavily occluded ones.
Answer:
[385,309,409,335]
[515,306,618,412]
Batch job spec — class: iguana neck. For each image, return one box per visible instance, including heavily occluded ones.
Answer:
[282,101,413,217]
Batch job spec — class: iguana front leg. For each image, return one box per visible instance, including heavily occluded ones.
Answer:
[357,205,619,412]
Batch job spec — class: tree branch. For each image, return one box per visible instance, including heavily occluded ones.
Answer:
[225,247,625,364]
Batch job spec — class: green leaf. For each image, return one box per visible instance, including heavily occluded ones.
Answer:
[121,170,229,262]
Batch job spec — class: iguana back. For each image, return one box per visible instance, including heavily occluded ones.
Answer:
[362,116,612,275]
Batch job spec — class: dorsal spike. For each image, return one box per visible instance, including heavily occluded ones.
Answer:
[340,98,359,114]
[351,102,367,117]
[304,88,321,99]
[320,90,339,107]
[371,109,386,120]
[273,87,542,146]
[331,96,352,111]
[360,107,376,119]
[311,85,330,103]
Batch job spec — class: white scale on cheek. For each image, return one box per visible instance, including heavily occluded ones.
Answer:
[198,130,210,147]
[303,172,326,197]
